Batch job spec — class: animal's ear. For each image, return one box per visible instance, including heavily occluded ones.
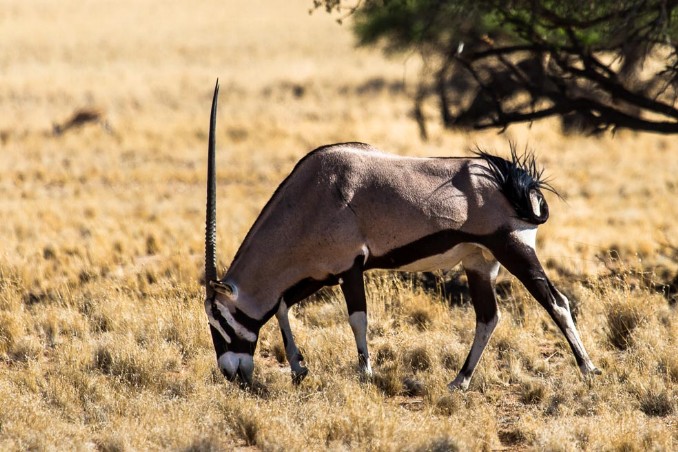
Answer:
[528,189,543,218]
[528,189,549,223]
[210,281,236,298]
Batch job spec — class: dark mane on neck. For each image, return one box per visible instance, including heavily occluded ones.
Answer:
[472,142,559,224]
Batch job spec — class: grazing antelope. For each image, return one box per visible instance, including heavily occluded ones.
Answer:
[203,81,600,389]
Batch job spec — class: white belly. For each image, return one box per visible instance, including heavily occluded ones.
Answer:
[395,243,479,272]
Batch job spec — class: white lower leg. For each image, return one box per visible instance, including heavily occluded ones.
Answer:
[349,311,372,376]
[552,293,598,375]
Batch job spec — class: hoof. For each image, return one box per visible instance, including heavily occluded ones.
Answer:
[447,375,470,392]
[447,382,463,392]
[358,368,373,383]
[292,367,308,385]
[583,367,602,382]
[581,365,603,377]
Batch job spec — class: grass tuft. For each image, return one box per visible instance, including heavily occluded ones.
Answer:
[402,376,426,397]
[231,409,259,447]
[272,341,287,364]
[94,434,128,452]
[373,364,402,397]
[407,307,433,331]
[413,436,460,452]
[374,343,396,365]
[519,380,546,405]
[0,312,21,355]
[403,346,432,372]
[638,387,674,417]
[434,394,462,416]
[9,336,43,362]
[93,346,113,374]
[498,428,533,447]
[606,304,644,350]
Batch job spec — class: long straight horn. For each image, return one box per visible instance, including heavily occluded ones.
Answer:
[205,79,219,299]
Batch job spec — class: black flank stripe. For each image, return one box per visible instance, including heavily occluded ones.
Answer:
[283,275,340,308]
[366,229,480,270]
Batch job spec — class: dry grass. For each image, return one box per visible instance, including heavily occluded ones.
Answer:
[1,0,677,450]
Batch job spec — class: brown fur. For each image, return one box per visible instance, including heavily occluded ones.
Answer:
[224,143,513,319]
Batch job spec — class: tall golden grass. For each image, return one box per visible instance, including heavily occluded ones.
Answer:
[1,0,676,449]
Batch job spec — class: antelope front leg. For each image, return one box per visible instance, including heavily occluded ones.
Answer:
[449,252,501,391]
[276,301,308,384]
[340,261,372,377]
[493,231,600,377]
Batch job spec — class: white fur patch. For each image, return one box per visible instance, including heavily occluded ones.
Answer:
[513,227,537,250]
[551,290,596,373]
[396,243,475,272]
[349,312,368,351]
[215,302,258,342]
[349,311,372,375]
[361,244,370,265]
[207,315,232,344]
[529,190,541,217]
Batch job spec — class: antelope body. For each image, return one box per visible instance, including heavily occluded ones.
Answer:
[204,81,600,389]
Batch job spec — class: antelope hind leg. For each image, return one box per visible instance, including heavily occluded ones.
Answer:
[449,251,501,391]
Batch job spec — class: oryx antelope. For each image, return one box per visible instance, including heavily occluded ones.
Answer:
[203,81,600,389]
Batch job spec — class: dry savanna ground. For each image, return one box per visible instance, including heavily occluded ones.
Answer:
[1,0,677,450]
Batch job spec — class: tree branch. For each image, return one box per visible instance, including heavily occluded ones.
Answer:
[474,95,678,134]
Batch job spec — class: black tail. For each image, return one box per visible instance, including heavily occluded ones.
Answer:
[205,80,219,298]
[473,143,558,225]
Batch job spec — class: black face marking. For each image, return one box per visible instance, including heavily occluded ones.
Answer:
[210,302,233,338]
[209,325,229,359]
[210,301,258,355]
